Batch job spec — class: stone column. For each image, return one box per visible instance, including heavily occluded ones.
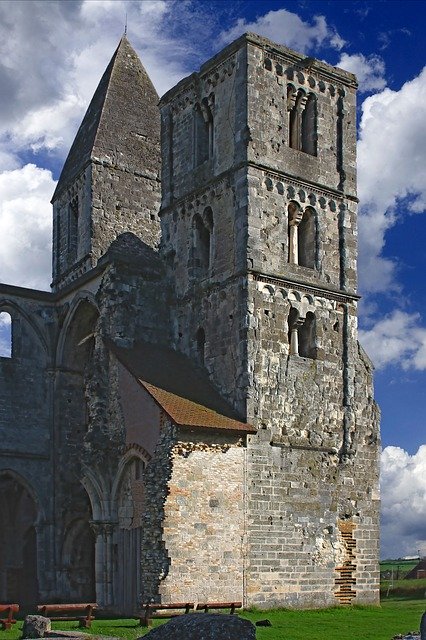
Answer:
[288,204,303,264]
[90,521,116,607]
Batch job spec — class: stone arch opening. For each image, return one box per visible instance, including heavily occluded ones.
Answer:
[0,311,12,358]
[0,473,39,607]
[114,455,147,615]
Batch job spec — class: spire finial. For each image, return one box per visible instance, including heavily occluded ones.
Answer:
[124,12,127,36]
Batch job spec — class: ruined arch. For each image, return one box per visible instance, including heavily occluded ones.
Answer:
[57,293,99,368]
[112,451,149,614]
[0,471,40,606]
[0,300,50,361]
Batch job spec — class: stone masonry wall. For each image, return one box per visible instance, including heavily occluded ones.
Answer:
[140,417,246,603]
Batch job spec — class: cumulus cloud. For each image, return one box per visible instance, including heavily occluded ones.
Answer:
[381,446,426,559]
[337,53,386,93]
[359,310,426,370]
[357,67,426,295]
[0,0,198,168]
[0,164,55,290]
[218,8,345,53]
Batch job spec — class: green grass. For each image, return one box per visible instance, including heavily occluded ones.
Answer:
[2,600,425,640]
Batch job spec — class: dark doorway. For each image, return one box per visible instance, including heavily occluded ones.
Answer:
[0,474,38,607]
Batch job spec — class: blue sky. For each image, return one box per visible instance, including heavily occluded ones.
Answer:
[0,0,425,558]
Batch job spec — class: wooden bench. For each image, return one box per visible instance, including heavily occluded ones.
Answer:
[139,601,242,626]
[139,603,194,627]
[36,603,97,628]
[0,604,19,631]
[196,601,242,614]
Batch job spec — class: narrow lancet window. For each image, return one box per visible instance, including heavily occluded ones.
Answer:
[0,311,12,358]
[68,197,79,265]
[194,95,214,166]
[193,207,213,278]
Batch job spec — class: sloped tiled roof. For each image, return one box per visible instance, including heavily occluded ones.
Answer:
[109,340,255,434]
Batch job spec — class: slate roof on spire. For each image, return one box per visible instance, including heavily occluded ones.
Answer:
[52,36,160,200]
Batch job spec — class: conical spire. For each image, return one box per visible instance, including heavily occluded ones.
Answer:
[53,36,160,201]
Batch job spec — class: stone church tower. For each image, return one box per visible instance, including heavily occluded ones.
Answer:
[0,33,380,612]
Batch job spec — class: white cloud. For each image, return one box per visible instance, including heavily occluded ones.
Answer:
[337,53,386,93]
[0,164,55,290]
[357,67,426,295]
[0,0,195,168]
[219,8,345,54]
[381,445,426,559]
[359,310,426,370]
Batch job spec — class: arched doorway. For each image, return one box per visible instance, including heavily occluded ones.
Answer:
[114,455,147,614]
[0,473,38,606]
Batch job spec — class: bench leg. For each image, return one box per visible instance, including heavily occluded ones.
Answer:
[78,619,91,628]
[1,622,11,631]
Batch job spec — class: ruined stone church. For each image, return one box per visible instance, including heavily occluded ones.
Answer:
[0,33,380,613]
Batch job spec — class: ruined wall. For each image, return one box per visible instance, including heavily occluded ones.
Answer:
[243,279,380,608]
[0,288,58,600]
[140,417,245,603]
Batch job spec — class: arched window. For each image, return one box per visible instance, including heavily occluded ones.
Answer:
[194,95,214,166]
[287,309,317,359]
[299,312,317,359]
[0,311,12,358]
[287,85,317,156]
[196,327,206,365]
[193,207,213,278]
[298,207,316,269]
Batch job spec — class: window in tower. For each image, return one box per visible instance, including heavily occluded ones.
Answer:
[298,206,316,269]
[287,85,317,156]
[194,96,214,166]
[68,197,79,265]
[301,93,317,155]
[0,311,12,358]
[196,327,206,365]
[193,207,213,278]
[298,312,317,359]
[287,309,317,359]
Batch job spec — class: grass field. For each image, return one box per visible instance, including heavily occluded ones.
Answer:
[1,599,425,640]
